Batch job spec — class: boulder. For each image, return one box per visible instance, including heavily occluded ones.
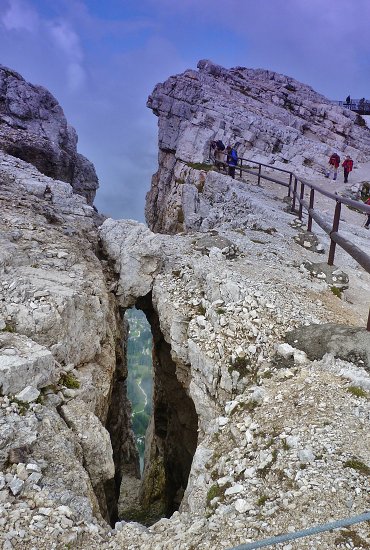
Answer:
[0,333,57,394]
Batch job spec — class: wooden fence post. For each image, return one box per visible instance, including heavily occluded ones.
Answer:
[328,201,341,266]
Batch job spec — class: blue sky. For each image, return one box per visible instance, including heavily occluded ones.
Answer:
[1,0,370,221]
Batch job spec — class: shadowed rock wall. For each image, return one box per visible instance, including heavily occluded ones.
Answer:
[0,65,98,204]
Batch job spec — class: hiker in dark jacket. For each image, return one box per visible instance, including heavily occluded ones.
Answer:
[325,153,340,180]
[342,155,354,183]
[364,197,370,229]
[226,146,238,179]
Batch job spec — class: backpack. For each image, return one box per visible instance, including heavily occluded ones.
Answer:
[231,149,238,162]
[330,153,339,165]
[216,140,225,151]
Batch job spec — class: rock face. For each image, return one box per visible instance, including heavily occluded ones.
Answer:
[146,59,370,233]
[1,64,370,550]
[0,150,138,541]
[0,65,98,204]
[99,214,370,548]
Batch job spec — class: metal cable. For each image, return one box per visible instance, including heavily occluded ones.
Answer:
[226,511,370,550]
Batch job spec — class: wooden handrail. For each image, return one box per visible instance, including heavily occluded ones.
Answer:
[208,146,370,330]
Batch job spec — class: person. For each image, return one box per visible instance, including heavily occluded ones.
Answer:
[226,145,238,179]
[342,155,354,183]
[325,153,340,180]
[345,95,351,105]
[215,140,226,171]
[359,98,365,113]
[364,197,370,229]
[210,140,226,171]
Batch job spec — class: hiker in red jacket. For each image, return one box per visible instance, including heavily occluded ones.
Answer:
[342,155,354,183]
[325,153,340,180]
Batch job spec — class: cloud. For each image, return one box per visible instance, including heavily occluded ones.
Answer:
[1,0,39,32]
[47,20,83,60]
[47,19,86,91]
[1,0,370,221]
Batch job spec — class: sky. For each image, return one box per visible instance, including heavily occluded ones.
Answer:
[0,0,370,221]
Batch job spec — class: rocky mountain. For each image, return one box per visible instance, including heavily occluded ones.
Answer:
[146,59,370,233]
[0,65,98,204]
[0,64,369,550]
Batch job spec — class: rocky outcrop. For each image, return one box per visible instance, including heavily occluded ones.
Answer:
[99,211,370,548]
[0,65,98,204]
[1,63,370,550]
[146,59,370,233]
[0,151,138,540]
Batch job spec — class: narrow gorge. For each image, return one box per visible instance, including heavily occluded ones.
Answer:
[0,61,369,550]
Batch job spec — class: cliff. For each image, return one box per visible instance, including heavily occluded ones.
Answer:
[146,59,370,233]
[0,63,369,550]
[0,65,98,204]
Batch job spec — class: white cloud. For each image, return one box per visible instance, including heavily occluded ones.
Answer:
[1,0,39,32]
[46,20,86,91]
[47,20,83,60]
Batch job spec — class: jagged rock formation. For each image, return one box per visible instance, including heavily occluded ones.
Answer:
[0,65,98,204]
[0,151,138,546]
[0,63,369,550]
[146,59,370,233]
[99,212,370,548]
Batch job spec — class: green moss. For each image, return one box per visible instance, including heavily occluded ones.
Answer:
[10,397,29,416]
[330,286,342,298]
[344,458,370,476]
[196,304,206,316]
[140,456,167,511]
[59,372,80,389]
[347,386,367,398]
[257,494,268,506]
[186,162,214,172]
[229,356,259,381]
[1,323,15,333]
[216,308,226,314]
[206,484,221,504]
[35,394,45,405]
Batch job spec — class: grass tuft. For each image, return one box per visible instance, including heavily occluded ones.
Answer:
[347,386,367,398]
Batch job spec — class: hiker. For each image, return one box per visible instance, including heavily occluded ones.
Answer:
[214,140,226,170]
[364,197,370,229]
[345,95,351,105]
[226,145,238,179]
[342,155,354,183]
[325,153,340,180]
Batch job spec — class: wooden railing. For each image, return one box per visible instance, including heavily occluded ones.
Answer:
[331,99,370,115]
[208,149,370,330]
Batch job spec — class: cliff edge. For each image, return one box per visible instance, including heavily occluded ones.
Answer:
[0,65,98,205]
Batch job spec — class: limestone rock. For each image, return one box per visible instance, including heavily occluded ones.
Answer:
[146,59,370,233]
[61,399,115,487]
[0,333,57,394]
[0,65,98,204]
